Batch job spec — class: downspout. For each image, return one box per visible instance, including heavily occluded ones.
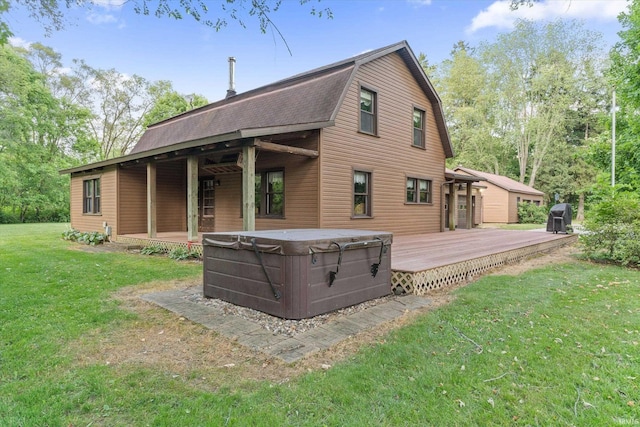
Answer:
[440,179,455,232]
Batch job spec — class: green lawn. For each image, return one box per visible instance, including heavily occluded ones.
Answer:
[0,223,638,425]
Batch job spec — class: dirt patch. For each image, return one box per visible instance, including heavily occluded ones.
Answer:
[68,244,580,388]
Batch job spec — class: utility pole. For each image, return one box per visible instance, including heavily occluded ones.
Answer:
[612,90,616,187]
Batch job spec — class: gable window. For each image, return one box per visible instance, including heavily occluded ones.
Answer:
[353,171,371,217]
[360,87,377,135]
[255,170,284,217]
[406,178,432,204]
[83,178,101,214]
[413,108,425,148]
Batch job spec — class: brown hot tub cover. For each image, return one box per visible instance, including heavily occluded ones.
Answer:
[202,229,393,319]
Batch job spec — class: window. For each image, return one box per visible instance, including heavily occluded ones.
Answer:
[255,170,284,217]
[353,171,371,217]
[201,179,215,217]
[360,87,377,135]
[413,108,425,148]
[83,178,100,214]
[406,178,432,204]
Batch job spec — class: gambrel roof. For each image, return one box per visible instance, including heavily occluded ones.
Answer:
[62,40,452,174]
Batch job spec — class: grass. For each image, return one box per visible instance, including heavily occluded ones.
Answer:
[1,223,639,425]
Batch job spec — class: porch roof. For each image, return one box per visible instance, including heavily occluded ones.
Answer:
[454,166,544,196]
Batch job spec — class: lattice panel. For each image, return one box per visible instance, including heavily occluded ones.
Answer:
[116,236,203,256]
[391,237,576,295]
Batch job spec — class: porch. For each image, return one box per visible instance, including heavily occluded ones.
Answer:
[116,228,577,295]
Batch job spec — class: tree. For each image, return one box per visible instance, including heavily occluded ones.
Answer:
[72,61,156,159]
[607,0,640,190]
[142,82,208,128]
[0,43,77,222]
[1,1,332,53]
[479,20,604,187]
[431,42,513,174]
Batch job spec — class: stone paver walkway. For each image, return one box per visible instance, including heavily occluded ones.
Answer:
[141,288,432,363]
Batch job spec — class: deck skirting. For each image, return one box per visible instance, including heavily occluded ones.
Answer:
[391,234,578,295]
[115,236,204,256]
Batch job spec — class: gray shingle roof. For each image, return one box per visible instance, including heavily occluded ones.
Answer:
[454,167,544,196]
[61,41,453,174]
[131,40,452,157]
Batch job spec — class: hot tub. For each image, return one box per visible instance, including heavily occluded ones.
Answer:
[202,229,392,319]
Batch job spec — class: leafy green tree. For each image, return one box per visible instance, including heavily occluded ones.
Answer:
[480,20,603,188]
[0,43,75,222]
[431,42,513,174]
[1,1,332,54]
[72,61,156,159]
[142,81,208,128]
[607,0,640,190]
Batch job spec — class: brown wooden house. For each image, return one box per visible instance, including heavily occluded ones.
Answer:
[454,166,544,223]
[62,41,481,244]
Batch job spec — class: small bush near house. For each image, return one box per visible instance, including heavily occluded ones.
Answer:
[62,229,109,245]
[140,244,166,255]
[581,190,640,266]
[168,246,201,261]
[517,202,548,224]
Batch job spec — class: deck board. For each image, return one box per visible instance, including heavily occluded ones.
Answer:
[391,229,574,273]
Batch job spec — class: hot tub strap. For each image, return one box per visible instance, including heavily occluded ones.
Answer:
[251,238,281,300]
[370,237,386,277]
[329,238,387,286]
[328,241,346,287]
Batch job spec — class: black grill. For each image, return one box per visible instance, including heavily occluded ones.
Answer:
[546,203,572,234]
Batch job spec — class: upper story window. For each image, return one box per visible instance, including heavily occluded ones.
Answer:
[413,108,425,148]
[255,170,284,217]
[83,178,101,214]
[360,87,377,135]
[353,170,371,217]
[406,177,432,204]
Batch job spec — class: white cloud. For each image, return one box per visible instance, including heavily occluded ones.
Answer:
[86,12,118,25]
[467,0,628,33]
[8,36,32,49]
[408,0,433,6]
[91,0,126,10]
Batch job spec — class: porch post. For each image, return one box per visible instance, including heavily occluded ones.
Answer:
[187,155,199,242]
[448,182,456,231]
[146,162,157,238]
[242,144,256,231]
[465,183,472,229]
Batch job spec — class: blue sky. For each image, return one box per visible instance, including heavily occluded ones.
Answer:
[5,0,629,102]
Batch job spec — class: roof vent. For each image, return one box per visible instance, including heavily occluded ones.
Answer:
[226,57,236,99]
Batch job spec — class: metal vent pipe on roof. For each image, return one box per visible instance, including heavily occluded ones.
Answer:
[226,57,237,98]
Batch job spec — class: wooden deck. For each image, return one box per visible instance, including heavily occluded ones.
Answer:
[117,228,577,295]
[390,228,577,294]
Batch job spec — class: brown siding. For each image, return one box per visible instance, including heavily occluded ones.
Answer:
[70,166,117,234]
[320,52,446,235]
[480,182,510,223]
[212,134,320,233]
[214,172,243,232]
[117,165,146,235]
[473,190,482,225]
[508,192,544,224]
[157,159,187,232]
[256,134,319,231]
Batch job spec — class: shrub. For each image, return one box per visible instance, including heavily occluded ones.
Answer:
[140,244,166,255]
[62,229,108,246]
[168,246,201,261]
[581,190,640,266]
[517,202,548,224]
